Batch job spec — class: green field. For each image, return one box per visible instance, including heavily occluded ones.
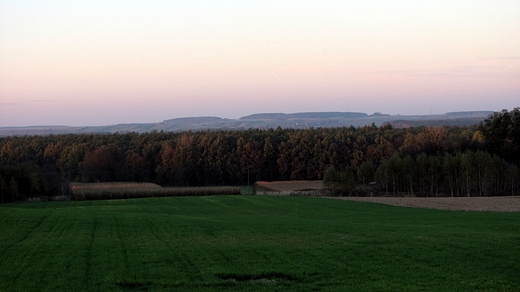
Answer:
[1,196,519,291]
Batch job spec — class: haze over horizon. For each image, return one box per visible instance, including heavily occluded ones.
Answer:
[1,1,519,127]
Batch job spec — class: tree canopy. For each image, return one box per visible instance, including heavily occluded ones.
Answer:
[1,109,519,201]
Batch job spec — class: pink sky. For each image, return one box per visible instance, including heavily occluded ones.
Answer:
[1,1,519,126]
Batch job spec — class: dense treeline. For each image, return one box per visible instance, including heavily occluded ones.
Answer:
[324,108,520,196]
[325,151,519,197]
[0,109,518,201]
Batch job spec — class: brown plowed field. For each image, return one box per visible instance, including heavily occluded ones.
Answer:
[328,196,520,212]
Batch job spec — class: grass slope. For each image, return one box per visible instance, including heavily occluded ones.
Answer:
[1,196,519,291]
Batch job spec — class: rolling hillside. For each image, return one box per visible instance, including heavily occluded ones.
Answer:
[0,111,492,136]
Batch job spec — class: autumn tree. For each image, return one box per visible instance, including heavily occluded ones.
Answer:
[480,108,520,163]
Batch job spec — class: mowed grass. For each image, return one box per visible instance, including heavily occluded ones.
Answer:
[1,196,519,291]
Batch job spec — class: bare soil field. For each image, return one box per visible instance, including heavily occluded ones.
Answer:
[329,196,520,212]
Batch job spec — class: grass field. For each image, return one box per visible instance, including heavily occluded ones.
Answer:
[254,180,323,192]
[1,196,519,291]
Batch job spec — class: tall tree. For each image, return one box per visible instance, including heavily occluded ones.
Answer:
[480,108,520,163]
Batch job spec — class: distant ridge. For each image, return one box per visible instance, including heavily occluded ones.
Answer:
[388,118,487,128]
[0,111,493,137]
[240,112,367,120]
[163,116,224,124]
[444,111,493,117]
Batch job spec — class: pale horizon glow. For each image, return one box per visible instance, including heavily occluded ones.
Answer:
[1,1,519,126]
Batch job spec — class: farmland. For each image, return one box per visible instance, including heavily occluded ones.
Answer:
[70,182,240,200]
[1,196,519,291]
[255,180,520,212]
[254,180,324,196]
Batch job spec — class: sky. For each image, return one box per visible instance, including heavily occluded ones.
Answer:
[1,1,519,126]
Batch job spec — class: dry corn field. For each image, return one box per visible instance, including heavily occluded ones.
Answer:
[70,182,240,200]
[71,182,163,192]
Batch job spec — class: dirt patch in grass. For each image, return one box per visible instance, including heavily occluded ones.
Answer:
[216,272,299,283]
[328,196,520,212]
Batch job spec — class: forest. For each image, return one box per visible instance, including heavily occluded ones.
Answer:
[0,108,518,202]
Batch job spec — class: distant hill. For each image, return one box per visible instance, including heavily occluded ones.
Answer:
[162,117,225,124]
[0,111,493,136]
[388,118,487,128]
[240,112,368,120]
[444,111,493,117]
[387,111,493,128]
